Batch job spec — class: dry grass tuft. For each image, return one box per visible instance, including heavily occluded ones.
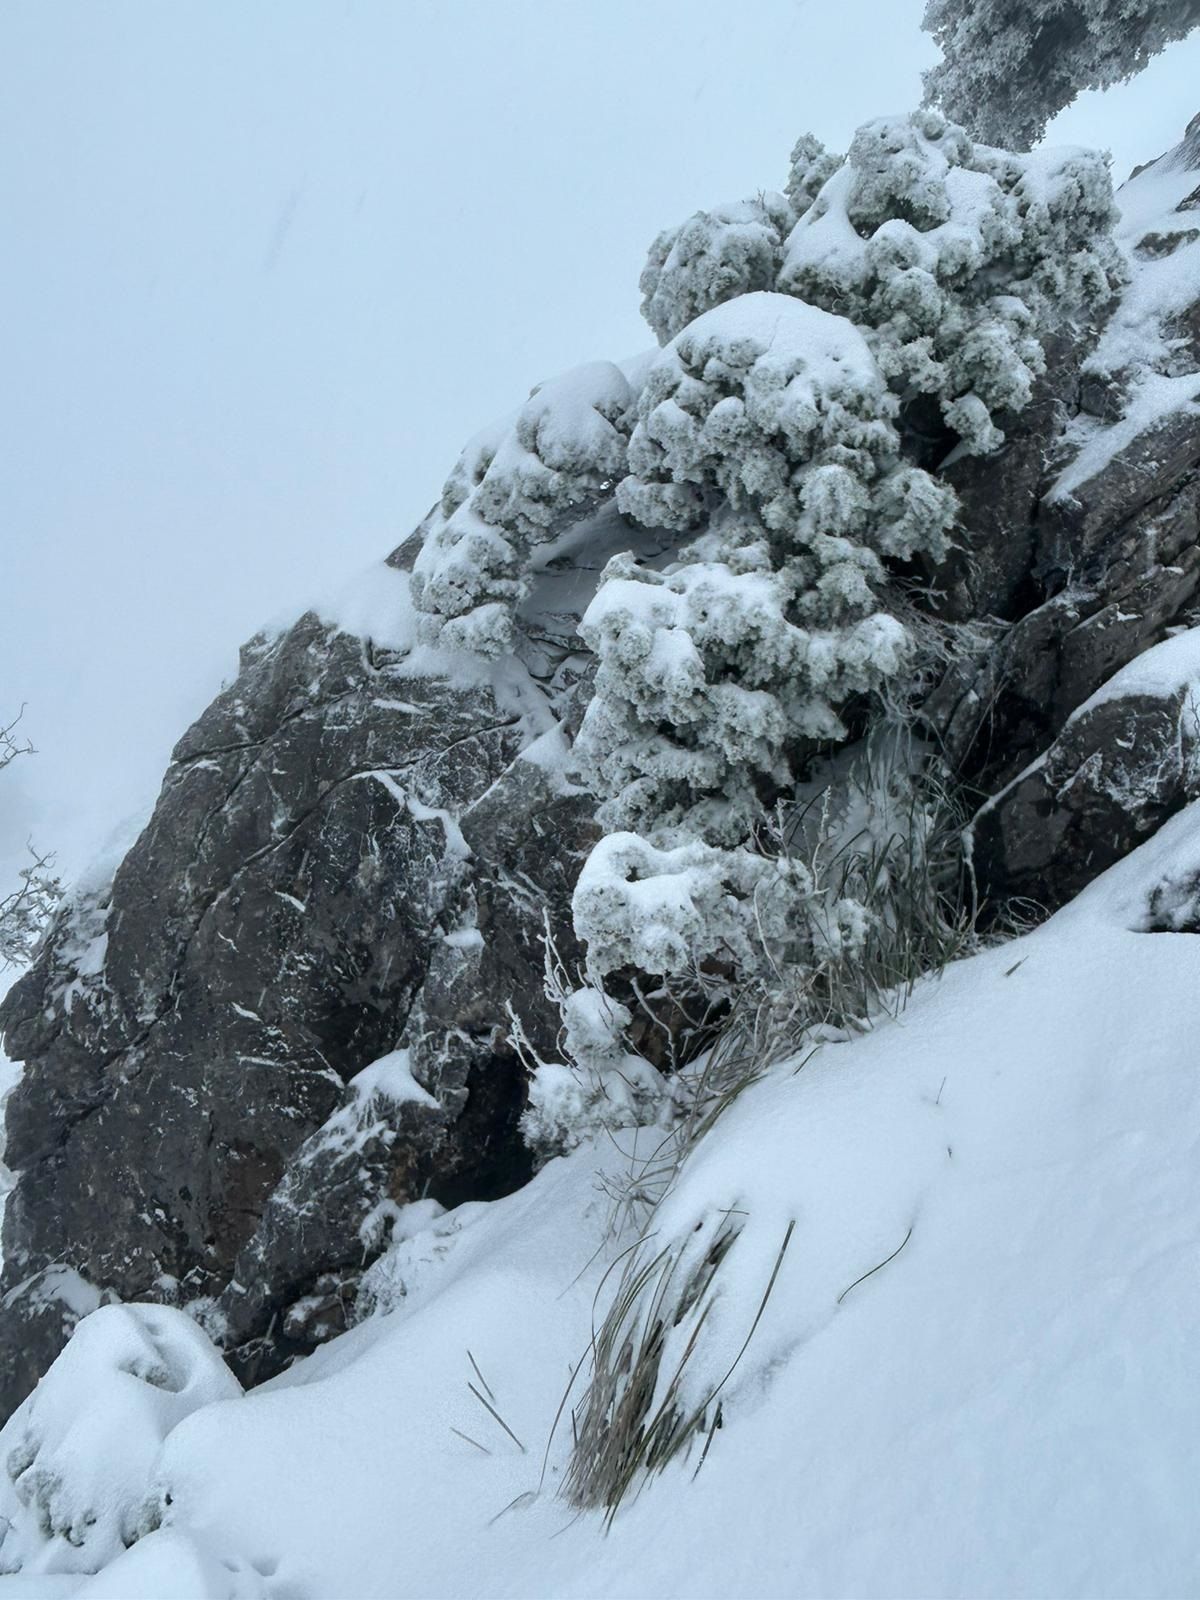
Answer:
[561,731,993,1515]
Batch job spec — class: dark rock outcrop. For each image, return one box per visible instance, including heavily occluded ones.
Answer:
[971,677,1200,912]
[0,551,597,1407]
[925,115,1200,911]
[926,406,1200,792]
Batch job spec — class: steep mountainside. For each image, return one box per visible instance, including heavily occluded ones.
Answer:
[1,111,1198,1433]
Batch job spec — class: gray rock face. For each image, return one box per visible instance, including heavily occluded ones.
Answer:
[971,683,1200,913]
[926,417,1200,791]
[938,391,1200,910]
[0,560,595,1408]
[926,114,1200,911]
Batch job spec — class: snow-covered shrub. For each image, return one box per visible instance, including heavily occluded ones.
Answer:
[922,0,1200,149]
[636,138,841,348]
[571,833,795,979]
[517,968,669,1163]
[572,294,954,893]
[640,193,795,346]
[778,111,1124,453]
[411,361,636,654]
[0,1305,240,1576]
[784,133,843,221]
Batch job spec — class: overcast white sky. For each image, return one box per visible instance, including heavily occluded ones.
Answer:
[2,0,1199,893]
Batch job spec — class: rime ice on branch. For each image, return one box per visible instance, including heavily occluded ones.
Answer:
[922,0,1200,150]
[778,112,1124,453]
[576,292,954,851]
[411,361,636,654]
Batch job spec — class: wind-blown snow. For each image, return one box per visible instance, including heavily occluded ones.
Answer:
[8,811,1200,1597]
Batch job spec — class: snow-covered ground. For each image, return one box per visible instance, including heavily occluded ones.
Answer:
[3,800,1199,1598]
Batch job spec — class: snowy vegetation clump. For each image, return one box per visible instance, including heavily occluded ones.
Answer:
[922,0,1200,148]
[412,105,1124,1007]
[518,972,668,1162]
[569,292,955,979]
[571,833,794,979]
[411,361,636,654]
[639,192,795,345]
[777,111,1125,453]
[783,133,844,221]
[637,138,842,346]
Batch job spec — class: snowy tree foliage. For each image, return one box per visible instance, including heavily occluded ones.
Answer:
[412,105,1123,1000]
[411,361,636,654]
[639,113,1122,456]
[576,293,954,848]
[784,133,843,220]
[570,293,956,978]
[572,833,793,979]
[922,0,1200,150]
[0,862,60,968]
[778,111,1124,452]
[640,192,795,346]
[520,982,667,1160]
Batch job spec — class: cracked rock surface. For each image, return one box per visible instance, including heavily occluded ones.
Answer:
[0,545,596,1412]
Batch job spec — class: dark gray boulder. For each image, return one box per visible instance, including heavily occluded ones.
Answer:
[0,551,595,1408]
[970,668,1200,914]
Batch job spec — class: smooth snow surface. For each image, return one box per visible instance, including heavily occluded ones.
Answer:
[6,815,1200,1598]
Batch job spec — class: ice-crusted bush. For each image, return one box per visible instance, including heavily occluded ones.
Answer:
[571,293,954,893]
[637,136,842,349]
[923,0,1200,149]
[778,110,1124,453]
[517,969,669,1163]
[571,833,794,979]
[640,192,795,346]
[411,360,636,654]
[784,133,843,219]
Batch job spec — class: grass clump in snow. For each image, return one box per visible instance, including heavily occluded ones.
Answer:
[561,1213,795,1525]
[555,730,985,1515]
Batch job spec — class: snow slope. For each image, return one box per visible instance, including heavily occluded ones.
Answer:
[5,807,1200,1599]
[1053,118,1200,500]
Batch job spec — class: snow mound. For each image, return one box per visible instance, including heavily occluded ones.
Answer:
[0,1305,240,1577]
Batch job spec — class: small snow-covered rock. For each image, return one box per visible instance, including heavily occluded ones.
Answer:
[0,1304,240,1576]
[972,629,1200,909]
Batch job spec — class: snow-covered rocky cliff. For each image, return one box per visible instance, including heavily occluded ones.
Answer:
[1,93,1199,1600]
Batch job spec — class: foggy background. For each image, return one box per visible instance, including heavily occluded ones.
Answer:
[2,0,1198,900]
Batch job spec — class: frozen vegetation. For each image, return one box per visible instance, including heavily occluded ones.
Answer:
[922,0,1200,147]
